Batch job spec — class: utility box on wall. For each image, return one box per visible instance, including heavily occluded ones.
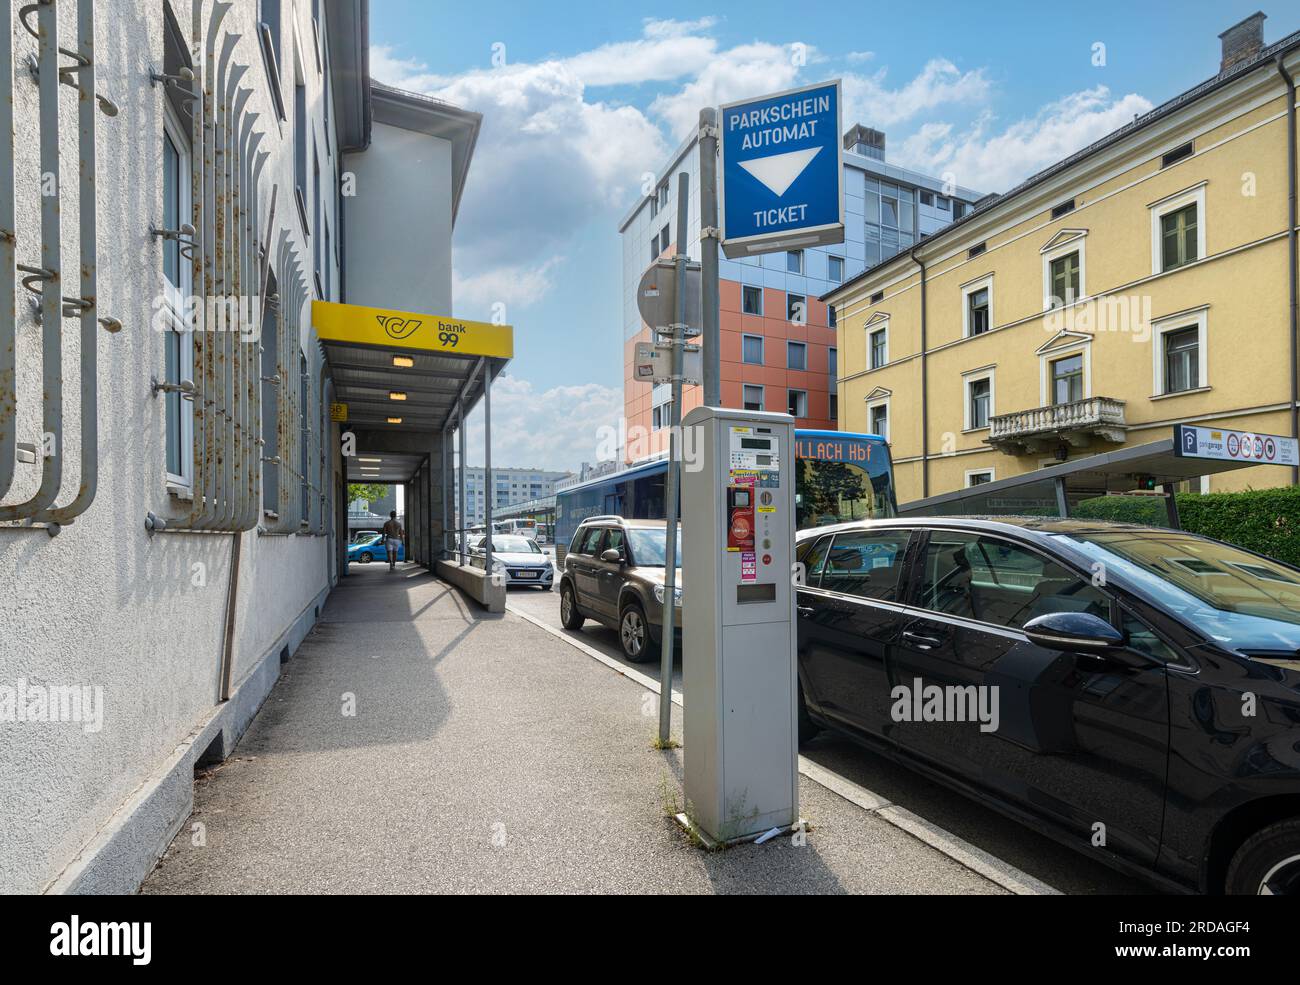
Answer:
[681,406,798,843]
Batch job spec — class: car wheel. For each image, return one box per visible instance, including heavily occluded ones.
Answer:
[358,552,372,564]
[1226,818,1300,894]
[619,602,652,663]
[559,584,584,630]
[797,680,821,745]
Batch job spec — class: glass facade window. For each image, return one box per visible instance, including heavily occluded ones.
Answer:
[863,178,918,268]
[787,341,807,371]
[742,385,764,411]
[828,347,837,378]
[828,256,844,282]
[788,389,807,417]
[1163,326,1199,392]
[786,250,803,274]
[1051,354,1084,404]
[787,293,806,324]
[742,334,763,365]
[742,285,762,315]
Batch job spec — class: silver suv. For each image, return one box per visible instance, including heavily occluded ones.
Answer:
[558,517,682,662]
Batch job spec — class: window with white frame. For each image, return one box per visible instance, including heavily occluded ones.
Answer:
[1152,308,1208,396]
[162,104,193,486]
[964,371,994,430]
[869,325,888,369]
[742,334,763,365]
[962,276,993,337]
[868,399,889,441]
[742,384,764,411]
[1040,343,1092,408]
[1150,183,1206,275]
[787,389,808,418]
[965,469,995,487]
[1042,235,1086,310]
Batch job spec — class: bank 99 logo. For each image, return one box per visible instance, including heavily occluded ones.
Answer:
[438,330,461,348]
[376,314,422,340]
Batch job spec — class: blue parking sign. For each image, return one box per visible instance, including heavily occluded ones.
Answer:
[719,80,844,258]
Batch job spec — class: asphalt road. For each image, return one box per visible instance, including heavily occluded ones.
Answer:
[508,576,1153,895]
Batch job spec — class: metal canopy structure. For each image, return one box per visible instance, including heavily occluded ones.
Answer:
[900,430,1295,526]
[311,299,512,578]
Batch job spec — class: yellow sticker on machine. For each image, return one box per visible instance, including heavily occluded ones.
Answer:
[312,300,514,359]
[329,402,348,422]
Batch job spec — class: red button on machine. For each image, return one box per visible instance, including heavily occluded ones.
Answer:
[761,554,771,565]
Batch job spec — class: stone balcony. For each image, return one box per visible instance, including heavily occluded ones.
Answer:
[985,396,1128,455]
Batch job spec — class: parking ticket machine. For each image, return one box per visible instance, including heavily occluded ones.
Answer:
[681,406,798,843]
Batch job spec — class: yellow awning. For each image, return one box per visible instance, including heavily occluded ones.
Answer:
[312,300,513,359]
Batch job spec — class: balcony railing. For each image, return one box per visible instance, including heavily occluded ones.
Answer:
[985,396,1127,455]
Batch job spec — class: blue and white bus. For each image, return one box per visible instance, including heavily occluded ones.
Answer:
[555,429,895,562]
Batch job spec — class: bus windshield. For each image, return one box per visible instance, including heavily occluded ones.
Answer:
[794,433,896,528]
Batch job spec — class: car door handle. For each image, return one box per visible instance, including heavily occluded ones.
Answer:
[901,629,944,650]
[797,605,815,618]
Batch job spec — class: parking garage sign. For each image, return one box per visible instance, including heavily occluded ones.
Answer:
[719,80,844,258]
[1174,424,1299,466]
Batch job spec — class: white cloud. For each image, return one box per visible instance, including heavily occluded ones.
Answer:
[462,376,623,473]
[642,17,719,39]
[896,85,1155,193]
[844,51,875,63]
[564,33,717,87]
[369,51,669,309]
[452,257,565,312]
[842,58,991,129]
[650,42,806,137]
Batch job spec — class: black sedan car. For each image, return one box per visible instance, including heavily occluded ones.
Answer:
[794,516,1300,895]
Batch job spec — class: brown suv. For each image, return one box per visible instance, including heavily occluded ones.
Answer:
[558,517,682,662]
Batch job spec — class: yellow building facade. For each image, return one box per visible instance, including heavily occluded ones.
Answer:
[827,22,1300,508]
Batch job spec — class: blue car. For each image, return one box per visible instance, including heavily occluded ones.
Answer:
[348,534,403,564]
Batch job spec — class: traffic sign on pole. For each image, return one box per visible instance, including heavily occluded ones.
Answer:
[718,80,844,258]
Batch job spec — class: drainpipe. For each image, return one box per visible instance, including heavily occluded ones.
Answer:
[910,247,930,499]
[1277,53,1299,486]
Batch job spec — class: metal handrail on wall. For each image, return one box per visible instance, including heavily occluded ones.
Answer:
[0,0,120,533]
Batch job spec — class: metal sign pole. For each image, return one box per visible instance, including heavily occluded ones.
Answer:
[698,107,721,407]
[658,171,690,746]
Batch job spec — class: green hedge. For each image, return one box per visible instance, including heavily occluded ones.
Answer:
[1072,486,1300,566]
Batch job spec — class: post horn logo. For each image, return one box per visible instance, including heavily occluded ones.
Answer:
[377,314,422,340]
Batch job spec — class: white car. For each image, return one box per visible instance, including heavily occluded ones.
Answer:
[469,534,554,589]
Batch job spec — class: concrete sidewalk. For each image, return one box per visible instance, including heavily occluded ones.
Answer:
[142,563,1003,894]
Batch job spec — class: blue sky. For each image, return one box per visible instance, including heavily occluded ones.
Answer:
[368,0,1283,470]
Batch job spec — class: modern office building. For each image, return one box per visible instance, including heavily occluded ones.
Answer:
[826,12,1300,505]
[462,467,571,524]
[619,124,982,462]
[0,0,504,894]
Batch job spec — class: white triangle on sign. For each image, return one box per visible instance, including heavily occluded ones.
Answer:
[738,147,822,197]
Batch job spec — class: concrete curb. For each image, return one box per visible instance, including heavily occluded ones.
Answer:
[506,601,1060,897]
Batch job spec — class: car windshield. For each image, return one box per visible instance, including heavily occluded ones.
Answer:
[355,535,380,546]
[1054,530,1300,647]
[488,535,540,554]
[628,528,681,567]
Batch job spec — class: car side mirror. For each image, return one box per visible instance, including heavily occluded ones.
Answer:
[600,548,624,564]
[1023,612,1128,653]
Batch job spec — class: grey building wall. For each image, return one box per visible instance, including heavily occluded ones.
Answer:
[343,121,454,314]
